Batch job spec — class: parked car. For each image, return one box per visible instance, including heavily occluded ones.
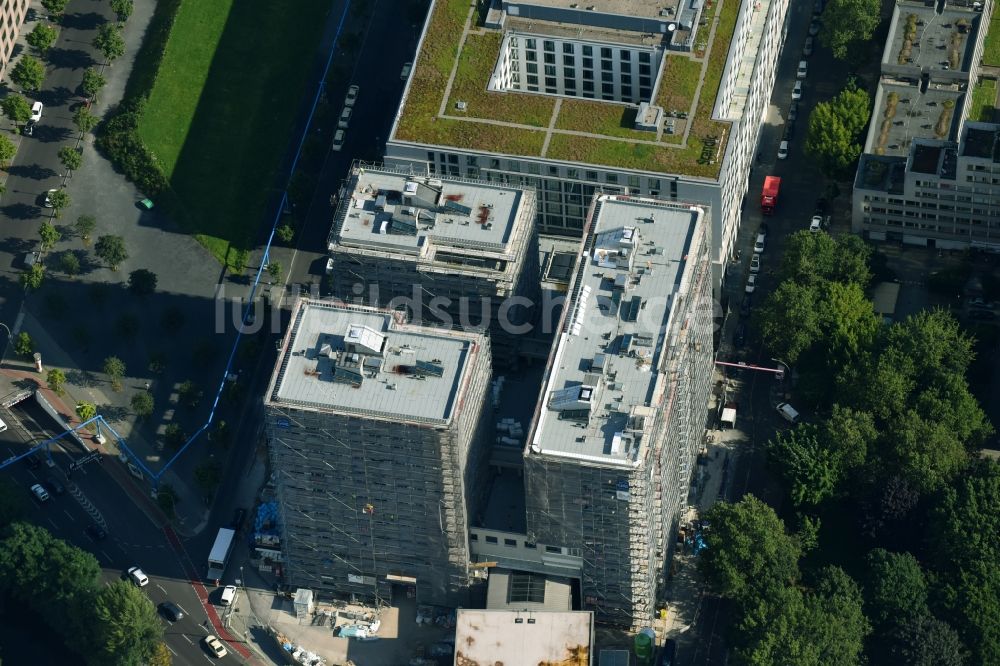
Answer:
[750,253,761,273]
[734,322,747,348]
[758,222,769,236]
[30,483,49,502]
[44,475,65,496]
[24,451,41,470]
[797,60,808,79]
[783,120,795,141]
[203,635,228,658]
[338,107,352,129]
[754,233,766,253]
[23,120,35,136]
[400,62,413,80]
[43,188,57,208]
[230,508,247,531]
[127,566,149,587]
[803,36,814,56]
[777,140,789,160]
[788,101,798,121]
[331,129,346,151]
[809,19,821,36]
[159,601,184,622]
[220,585,238,606]
[739,295,752,317]
[85,524,107,541]
[792,81,803,100]
[745,274,757,293]
[344,84,359,107]
[30,101,43,122]
[810,215,823,232]
[776,402,801,424]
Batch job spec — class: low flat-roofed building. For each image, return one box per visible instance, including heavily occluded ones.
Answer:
[524,195,714,626]
[263,299,493,606]
[328,162,539,363]
[853,0,1000,249]
[453,609,594,666]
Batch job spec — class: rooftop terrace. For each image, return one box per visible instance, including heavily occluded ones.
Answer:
[528,196,704,463]
[391,0,743,178]
[329,165,529,259]
[268,300,482,426]
[886,5,978,72]
[865,81,963,157]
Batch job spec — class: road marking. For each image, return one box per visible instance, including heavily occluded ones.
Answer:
[202,654,215,665]
[157,584,168,594]
[47,518,58,530]
[100,550,112,562]
[176,603,189,615]
[165,643,177,656]
[63,509,75,522]
[181,634,193,644]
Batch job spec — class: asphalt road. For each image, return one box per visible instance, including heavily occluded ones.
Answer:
[1,400,241,664]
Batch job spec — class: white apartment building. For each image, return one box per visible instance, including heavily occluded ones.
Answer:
[386,0,791,289]
[853,0,1000,248]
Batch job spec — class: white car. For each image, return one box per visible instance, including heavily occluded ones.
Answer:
[220,584,238,606]
[750,253,761,274]
[797,60,808,79]
[344,84,359,107]
[30,483,50,502]
[30,101,43,122]
[338,107,352,129]
[745,274,757,293]
[43,188,57,208]
[127,566,149,587]
[777,140,789,160]
[331,129,345,151]
[791,81,803,101]
[400,62,413,80]
[203,635,228,658]
[810,215,823,232]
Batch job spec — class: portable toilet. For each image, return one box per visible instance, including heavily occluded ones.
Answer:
[635,628,656,666]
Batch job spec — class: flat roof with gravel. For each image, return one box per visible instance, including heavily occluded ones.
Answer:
[390,0,745,178]
[267,300,482,425]
[454,609,593,664]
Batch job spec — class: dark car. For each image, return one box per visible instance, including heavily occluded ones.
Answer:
[85,524,107,541]
[159,601,184,622]
[23,120,35,136]
[657,639,678,666]
[758,222,769,236]
[44,475,65,496]
[734,322,747,348]
[739,295,752,318]
[23,452,41,470]
[783,119,795,140]
[230,507,247,531]
[815,197,828,215]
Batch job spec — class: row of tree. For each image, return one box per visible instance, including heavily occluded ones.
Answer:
[699,231,999,664]
[0,520,168,665]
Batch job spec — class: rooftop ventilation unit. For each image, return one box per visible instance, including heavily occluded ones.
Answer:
[414,360,445,377]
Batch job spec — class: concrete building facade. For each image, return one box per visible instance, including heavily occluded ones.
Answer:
[263,300,493,607]
[852,0,1000,249]
[386,0,790,289]
[327,163,539,362]
[0,0,29,80]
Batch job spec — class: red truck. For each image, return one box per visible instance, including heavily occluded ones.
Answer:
[761,176,781,215]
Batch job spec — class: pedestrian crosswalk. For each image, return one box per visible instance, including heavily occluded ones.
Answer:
[69,482,108,530]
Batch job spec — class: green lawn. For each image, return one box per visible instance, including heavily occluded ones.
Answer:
[970,77,998,122]
[983,18,1000,67]
[137,0,331,262]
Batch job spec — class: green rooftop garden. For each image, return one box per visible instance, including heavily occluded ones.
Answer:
[970,77,997,122]
[983,17,1000,67]
[393,0,742,178]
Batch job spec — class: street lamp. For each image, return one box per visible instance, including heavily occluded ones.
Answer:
[0,322,12,369]
[771,358,789,381]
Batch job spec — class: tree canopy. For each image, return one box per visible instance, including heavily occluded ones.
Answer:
[93,580,165,665]
[820,0,881,61]
[805,84,872,178]
[11,56,45,92]
[2,94,32,124]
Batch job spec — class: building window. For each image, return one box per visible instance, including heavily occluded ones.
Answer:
[543,40,555,52]
[545,64,556,76]
[563,43,574,54]
[527,62,538,74]
[565,67,576,79]
[466,156,478,166]
[544,52,555,64]
[524,541,537,549]
[585,170,598,180]
[526,50,537,62]
[504,538,517,546]
[628,175,640,188]
[602,71,613,82]
[582,69,593,80]
[526,38,536,49]
[470,533,478,541]
[548,166,560,176]
[606,173,618,184]
[485,535,498,544]
[583,45,592,56]
[545,545,562,554]
[601,47,612,58]
[564,54,575,66]
[508,572,546,604]
[582,57,593,69]
[527,74,538,85]
[582,80,594,92]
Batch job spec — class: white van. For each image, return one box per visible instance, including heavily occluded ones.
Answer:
[776,402,800,424]
[754,233,766,253]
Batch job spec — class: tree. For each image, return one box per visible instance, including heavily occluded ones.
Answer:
[20,263,44,290]
[130,391,153,419]
[863,548,928,627]
[14,331,34,357]
[0,479,25,528]
[177,380,201,409]
[268,261,283,282]
[81,68,106,100]
[39,220,61,250]
[46,368,66,395]
[860,474,920,539]
[194,459,222,498]
[929,460,1000,664]
[93,24,126,63]
[126,269,157,296]
[47,188,70,218]
[11,55,45,92]
[76,402,97,422]
[209,420,231,448]
[73,106,99,134]
[149,641,172,666]
[821,0,881,61]
[92,580,164,665]
[1,94,32,125]
[806,101,863,178]
[880,614,967,666]
[277,224,295,243]
[163,423,186,449]
[41,0,69,14]
[103,356,126,385]
[768,425,841,506]
[756,280,822,364]
[699,496,801,601]
[831,81,873,137]
[110,0,134,22]
[95,235,127,270]
[75,214,97,243]
[26,23,58,53]
[0,134,16,167]
[58,145,82,172]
